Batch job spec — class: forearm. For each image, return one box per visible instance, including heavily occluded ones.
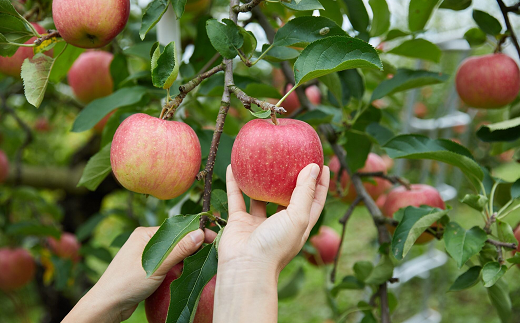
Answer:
[62,285,120,323]
[214,264,279,323]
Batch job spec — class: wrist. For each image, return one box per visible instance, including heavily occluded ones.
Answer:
[63,285,120,323]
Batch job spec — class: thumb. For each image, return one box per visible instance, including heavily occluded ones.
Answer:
[286,163,320,225]
[154,229,205,276]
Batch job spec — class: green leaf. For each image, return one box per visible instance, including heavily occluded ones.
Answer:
[171,0,188,19]
[296,108,335,126]
[343,0,369,32]
[249,109,271,119]
[206,19,243,59]
[142,214,201,277]
[243,83,282,99]
[460,194,488,212]
[448,266,481,292]
[278,267,306,300]
[408,0,440,32]
[49,43,84,83]
[496,220,517,245]
[487,279,512,323]
[189,17,219,73]
[371,68,449,101]
[365,255,394,285]
[331,69,365,107]
[384,29,410,41]
[6,221,61,239]
[273,16,348,48]
[344,131,372,173]
[0,0,38,56]
[476,116,520,142]
[388,38,442,63]
[71,87,148,132]
[319,0,344,27]
[319,73,343,108]
[444,223,487,268]
[211,189,228,214]
[51,256,72,290]
[282,0,324,11]
[383,134,483,189]
[111,231,132,248]
[353,261,374,282]
[77,144,112,191]
[151,41,179,89]
[262,45,300,62]
[140,0,169,40]
[166,243,218,323]
[464,27,487,47]
[440,0,471,11]
[482,262,507,287]
[511,178,520,199]
[294,36,382,86]
[0,33,29,57]
[238,27,256,60]
[110,54,130,90]
[21,53,54,108]
[369,0,390,37]
[366,123,394,146]
[330,276,365,296]
[391,206,448,260]
[506,254,520,264]
[81,246,112,263]
[76,214,105,242]
[473,10,502,36]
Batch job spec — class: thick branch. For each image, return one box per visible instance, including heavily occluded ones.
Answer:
[228,85,286,124]
[161,63,226,119]
[233,0,264,13]
[487,238,517,250]
[497,0,520,61]
[358,171,411,190]
[34,30,61,46]
[484,212,497,234]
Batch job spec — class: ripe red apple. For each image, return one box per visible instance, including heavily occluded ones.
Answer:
[0,150,9,183]
[0,23,52,78]
[47,232,81,262]
[282,84,321,114]
[414,102,428,118]
[455,53,520,109]
[145,263,216,323]
[382,184,445,244]
[306,226,341,266]
[231,118,324,206]
[52,0,130,48]
[0,248,35,291]
[111,113,201,200]
[68,51,114,104]
[376,194,387,210]
[329,153,389,203]
[34,117,51,132]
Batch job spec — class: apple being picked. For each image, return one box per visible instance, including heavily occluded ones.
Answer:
[382,184,445,244]
[306,226,341,266]
[0,23,52,78]
[455,53,520,109]
[0,150,9,183]
[282,84,321,114]
[145,263,216,323]
[231,118,324,206]
[68,51,114,104]
[47,232,81,262]
[329,153,390,203]
[52,0,130,48]
[0,248,36,291]
[111,113,201,200]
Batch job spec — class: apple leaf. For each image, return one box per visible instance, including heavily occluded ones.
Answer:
[238,27,257,60]
[80,246,112,263]
[388,39,442,63]
[487,279,512,323]
[364,255,394,285]
[382,134,483,189]
[76,214,106,242]
[21,53,56,108]
[408,0,439,32]
[0,33,30,57]
[0,0,38,57]
[369,0,390,37]
[482,262,507,288]
[262,45,300,62]
[151,41,179,89]
[319,73,343,108]
[110,53,130,91]
[507,254,520,264]
[344,130,372,173]
[511,178,520,199]
[391,206,448,260]
[249,109,271,119]
[210,189,228,214]
[444,222,487,268]
[6,221,61,239]
[460,194,488,212]
[77,144,113,191]
[353,261,374,282]
[448,266,481,292]
[273,16,348,48]
[243,83,282,99]
[171,0,188,19]
[293,36,382,86]
[476,116,520,142]
[331,276,365,296]
[167,243,217,323]
[282,0,324,11]
[296,109,335,126]
[142,213,202,278]
[371,68,449,101]
[464,27,487,47]
[278,267,306,300]
[319,0,344,27]
[384,29,410,41]
[496,220,517,245]
[344,0,369,32]
[71,86,148,132]
[49,43,84,82]
[140,0,170,40]
[473,10,502,36]
[440,0,471,11]
[206,19,243,59]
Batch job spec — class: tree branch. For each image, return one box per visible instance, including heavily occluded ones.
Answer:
[34,30,61,46]
[233,0,264,13]
[228,85,286,124]
[484,212,497,234]
[487,238,517,250]
[358,171,411,190]
[497,0,520,61]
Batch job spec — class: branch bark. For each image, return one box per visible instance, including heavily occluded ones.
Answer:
[233,0,264,13]
[228,85,286,124]
[497,0,520,61]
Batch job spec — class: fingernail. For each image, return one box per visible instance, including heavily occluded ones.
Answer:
[189,229,204,245]
[310,164,320,180]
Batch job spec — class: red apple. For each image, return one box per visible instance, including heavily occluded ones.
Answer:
[376,194,387,210]
[93,110,116,133]
[0,248,35,291]
[414,102,428,118]
[455,53,520,109]
[52,0,130,48]
[382,184,445,244]
[111,113,201,200]
[231,118,324,206]
[145,263,216,323]
[282,84,321,114]
[0,150,9,183]
[306,226,341,266]
[329,153,389,203]
[0,23,52,78]
[34,117,51,132]
[47,232,81,262]
[68,51,114,104]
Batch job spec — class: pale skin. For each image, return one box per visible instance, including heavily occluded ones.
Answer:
[63,163,330,323]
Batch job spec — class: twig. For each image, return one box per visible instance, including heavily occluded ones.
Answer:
[233,0,264,13]
[34,30,61,46]
[497,0,520,61]
[161,63,226,119]
[484,212,497,234]
[506,2,520,13]
[487,238,517,250]
[331,197,362,283]
[358,171,410,190]
[196,52,221,77]
[228,85,286,124]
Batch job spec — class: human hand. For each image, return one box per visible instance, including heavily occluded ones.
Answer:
[63,226,216,323]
